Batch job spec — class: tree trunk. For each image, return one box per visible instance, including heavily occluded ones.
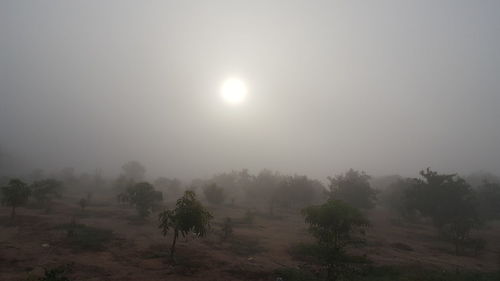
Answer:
[170,229,178,259]
[10,206,16,219]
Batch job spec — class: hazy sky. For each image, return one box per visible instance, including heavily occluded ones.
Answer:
[1,1,500,180]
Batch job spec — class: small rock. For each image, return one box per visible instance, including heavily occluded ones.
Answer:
[41,243,50,248]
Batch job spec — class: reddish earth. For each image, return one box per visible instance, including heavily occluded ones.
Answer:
[0,196,499,280]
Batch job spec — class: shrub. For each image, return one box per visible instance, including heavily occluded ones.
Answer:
[227,236,266,256]
[301,200,370,280]
[38,264,72,281]
[274,267,321,281]
[78,198,88,211]
[221,217,233,240]
[203,183,226,205]
[57,223,113,251]
[158,191,212,259]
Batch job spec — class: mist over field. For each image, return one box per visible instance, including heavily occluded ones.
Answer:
[1,1,500,281]
[1,1,500,181]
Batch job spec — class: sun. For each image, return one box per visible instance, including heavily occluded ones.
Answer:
[220,77,248,105]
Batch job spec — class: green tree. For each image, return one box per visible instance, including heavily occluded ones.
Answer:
[118,182,163,218]
[302,200,369,281]
[328,169,377,210]
[1,179,31,218]
[31,179,64,212]
[407,168,480,255]
[158,191,212,259]
[203,183,226,205]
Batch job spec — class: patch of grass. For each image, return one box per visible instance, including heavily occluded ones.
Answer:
[56,223,114,251]
[391,242,413,251]
[25,264,73,281]
[227,236,266,256]
[288,242,322,262]
[274,267,321,281]
[232,210,256,226]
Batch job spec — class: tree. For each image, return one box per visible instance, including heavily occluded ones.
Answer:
[275,175,322,209]
[59,167,77,186]
[1,179,31,218]
[221,217,233,240]
[407,168,480,255]
[31,179,64,212]
[121,161,146,182]
[476,180,500,220]
[154,177,183,201]
[158,191,212,259]
[247,169,284,212]
[79,198,88,211]
[302,200,369,280]
[203,183,226,205]
[328,169,376,209]
[379,178,417,220]
[118,182,163,218]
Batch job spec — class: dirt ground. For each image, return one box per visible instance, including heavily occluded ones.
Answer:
[0,196,499,281]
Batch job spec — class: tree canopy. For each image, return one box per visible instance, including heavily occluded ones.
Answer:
[1,178,31,218]
[406,168,480,254]
[328,169,377,209]
[118,182,163,218]
[203,183,226,205]
[302,199,369,280]
[31,179,64,211]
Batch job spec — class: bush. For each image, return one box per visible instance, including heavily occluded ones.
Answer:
[301,200,370,280]
[37,264,72,281]
[158,191,212,259]
[56,223,113,251]
[227,236,266,256]
[274,267,321,281]
[221,217,233,240]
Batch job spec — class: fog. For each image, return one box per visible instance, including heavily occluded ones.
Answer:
[1,0,500,180]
